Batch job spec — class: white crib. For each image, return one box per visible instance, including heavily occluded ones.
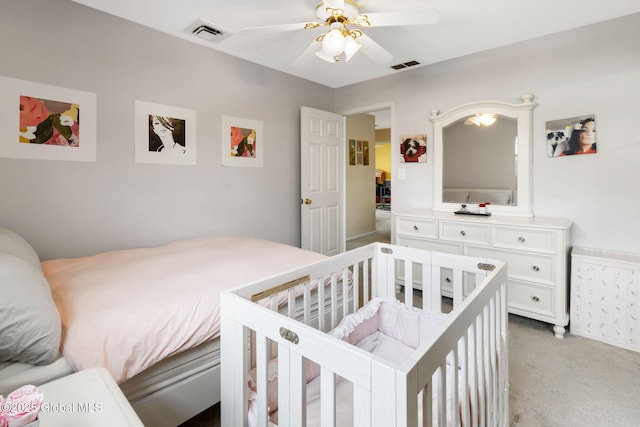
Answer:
[220,243,508,427]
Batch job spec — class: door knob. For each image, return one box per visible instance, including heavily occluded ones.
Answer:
[302,198,312,205]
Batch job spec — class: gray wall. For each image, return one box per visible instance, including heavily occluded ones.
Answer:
[345,114,376,239]
[335,13,640,255]
[0,0,334,260]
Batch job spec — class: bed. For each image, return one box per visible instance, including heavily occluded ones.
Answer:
[442,188,515,205]
[221,242,509,426]
[0,228,326,426]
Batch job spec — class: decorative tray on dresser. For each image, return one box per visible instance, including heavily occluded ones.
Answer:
[393,209,572,338]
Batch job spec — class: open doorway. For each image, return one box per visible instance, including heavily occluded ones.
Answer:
[345,107,392,250]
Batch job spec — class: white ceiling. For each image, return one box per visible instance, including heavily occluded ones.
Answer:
[70,0,640,89]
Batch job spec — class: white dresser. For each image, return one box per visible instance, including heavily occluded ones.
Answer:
[394,209,572,338]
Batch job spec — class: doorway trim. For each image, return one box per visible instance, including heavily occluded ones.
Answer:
[339,101,396,251]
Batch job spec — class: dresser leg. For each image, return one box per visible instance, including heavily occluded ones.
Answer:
[553,324,566,339]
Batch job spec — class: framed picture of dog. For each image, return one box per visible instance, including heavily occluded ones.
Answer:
[546,115,596,157]
[400,134,427,163]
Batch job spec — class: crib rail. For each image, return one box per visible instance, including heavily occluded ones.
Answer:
[221,243,508,427]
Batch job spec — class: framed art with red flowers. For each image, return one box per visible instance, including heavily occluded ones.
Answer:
[221,115,263,167]
[135,100,197,165]
[0,75,97,162]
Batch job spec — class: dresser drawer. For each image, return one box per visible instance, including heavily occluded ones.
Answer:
[395,236,462,255]
[508,279,555,318]
[493,226,556,253]
[440,221,490,245]
[395,216,438,239]
[466,247,555,284]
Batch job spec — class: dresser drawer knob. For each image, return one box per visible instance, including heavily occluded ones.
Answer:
[532,265,540,272]
[413,225,419,231]
[518,236,526,243]
[531,295,540,303]
[445,277,452,283]
[460,230,466,236]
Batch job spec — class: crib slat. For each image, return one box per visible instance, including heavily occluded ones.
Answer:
[342,267,350,318]
[352,264,360,313]
[404,258,414,306]
[318,275,326,332]
[287,351,307,426]
[353,384,372,427]
[476,314,486,427]
[320,368,336,427]
[304,284,312,325]
[488,297,498,425]
[437,364,446,427]
[370,360,394,427]
[278,349,291,427]
[457,337,469,427]
[256,333,270,427]
[331,273,338,329]
[467,322,479,427]
[288,288,296,319]
[363,258,370,304]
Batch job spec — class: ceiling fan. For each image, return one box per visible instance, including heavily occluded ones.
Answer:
[238,0,440,65]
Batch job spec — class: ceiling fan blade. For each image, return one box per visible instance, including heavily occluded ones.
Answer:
[358,34,393,64]
[238,21,312,35]
[293,40,321,68]
[364,8,440,27]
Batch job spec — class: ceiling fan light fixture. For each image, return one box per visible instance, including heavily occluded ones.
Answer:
[321,28,346,56]
[465,114,497,127]
[315,48,338,63]
[343,35,362,61]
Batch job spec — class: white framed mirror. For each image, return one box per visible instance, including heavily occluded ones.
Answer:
[431,94,536,217]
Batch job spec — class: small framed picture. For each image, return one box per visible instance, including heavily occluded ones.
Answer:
[135,100,197,165]
[0,76,97,162]
[221,115,263,167]
[546,115,596,157]
[400,134,427,163]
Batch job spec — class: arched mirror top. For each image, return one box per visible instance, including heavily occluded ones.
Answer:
[431,94,536,217]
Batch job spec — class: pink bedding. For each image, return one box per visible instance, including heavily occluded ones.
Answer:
[41,236,326,383]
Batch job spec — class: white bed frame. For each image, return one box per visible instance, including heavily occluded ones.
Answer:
[221,243,509,427]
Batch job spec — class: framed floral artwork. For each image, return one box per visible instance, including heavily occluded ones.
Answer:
[0,75,97,161]
[221,115,263,167]
[135,100,197,165]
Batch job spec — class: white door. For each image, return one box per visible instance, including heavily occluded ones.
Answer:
[300,106,343,256]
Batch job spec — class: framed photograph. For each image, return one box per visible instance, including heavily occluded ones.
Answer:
[348,139,356,165]
[135,101,197,165]
[546,115,596,157]
[0,75,97,162]
[400,134,427,163]
[221,115,263,167]
[363,141,370,165]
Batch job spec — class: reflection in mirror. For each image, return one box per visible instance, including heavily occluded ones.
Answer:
[442,116,517,206]
[432,94,536,217]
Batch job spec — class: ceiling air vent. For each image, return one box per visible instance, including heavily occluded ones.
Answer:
[190,20,232,42]
[390,60,421,70]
